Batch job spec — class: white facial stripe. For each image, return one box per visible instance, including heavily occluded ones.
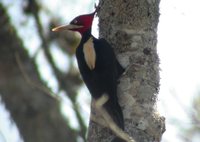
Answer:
[83,37,96,70]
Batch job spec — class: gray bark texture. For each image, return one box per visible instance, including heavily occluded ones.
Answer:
[0,4,76,142]
[88,0,165,142]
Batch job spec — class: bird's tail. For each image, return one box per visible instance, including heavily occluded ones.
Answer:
[103,98,125,142]
[104,98,124,130]
[111,137,126,142]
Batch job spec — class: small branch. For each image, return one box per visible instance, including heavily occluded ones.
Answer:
[15,52,60,101]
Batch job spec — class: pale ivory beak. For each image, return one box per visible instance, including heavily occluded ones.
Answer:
[52,24,84,32]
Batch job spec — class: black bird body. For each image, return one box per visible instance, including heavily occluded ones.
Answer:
[52,10,125,140]
[76,30,124,129]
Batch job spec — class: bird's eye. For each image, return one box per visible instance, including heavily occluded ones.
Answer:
[73,20,78,24]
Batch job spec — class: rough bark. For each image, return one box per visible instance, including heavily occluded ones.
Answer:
[0,4,76,142]
[88,0,165,142]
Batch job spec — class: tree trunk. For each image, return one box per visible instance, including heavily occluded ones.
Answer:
[88,0,165,141]
[0,4,76,142]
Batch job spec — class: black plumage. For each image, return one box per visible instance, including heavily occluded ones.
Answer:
[76,29,124,130]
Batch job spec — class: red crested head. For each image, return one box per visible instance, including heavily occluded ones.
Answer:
[69,12,95,34]
[52,11,96,35]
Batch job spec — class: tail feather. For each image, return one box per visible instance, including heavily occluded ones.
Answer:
[111,137,126,142]
[103,98,124,130]
[102,97,126,142]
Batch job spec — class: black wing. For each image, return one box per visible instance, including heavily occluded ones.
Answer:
[93,38,124,129]
[76,36,124,130]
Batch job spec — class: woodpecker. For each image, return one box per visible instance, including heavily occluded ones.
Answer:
[52,9,125,140]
